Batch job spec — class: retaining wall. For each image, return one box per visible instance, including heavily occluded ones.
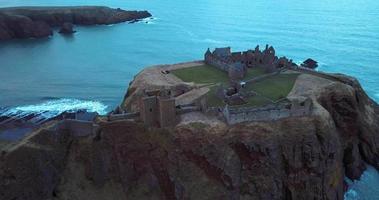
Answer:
[223,100,312,124]
[56,119,99,137]
[108,112,140,121]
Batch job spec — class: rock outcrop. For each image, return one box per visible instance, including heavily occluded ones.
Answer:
[0,13,52,39]
[301,58,318,69]
[0,6,152,40]
[59,22,75,34]
[0,72,378,200]
[0,127,73,200]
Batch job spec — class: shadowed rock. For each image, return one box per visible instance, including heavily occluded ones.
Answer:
[301,58,318,69]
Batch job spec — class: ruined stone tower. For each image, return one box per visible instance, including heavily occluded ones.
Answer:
[158,96,176,127]
[139,96,158,127]
[139,89,176,128]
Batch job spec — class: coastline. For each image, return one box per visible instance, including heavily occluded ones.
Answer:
[0,6,152,40]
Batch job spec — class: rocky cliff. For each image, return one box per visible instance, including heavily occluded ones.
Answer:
[0,73,378,200]
[0,6,152,40]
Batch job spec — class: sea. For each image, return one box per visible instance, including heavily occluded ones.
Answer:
[0,0,378,199]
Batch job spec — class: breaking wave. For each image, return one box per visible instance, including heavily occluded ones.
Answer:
[374,93,379,101]
[139,17,156,24]
[344,165,379,200]
[0,98,108,124]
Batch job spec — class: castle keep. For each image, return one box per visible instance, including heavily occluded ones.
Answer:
[139,89,176,128]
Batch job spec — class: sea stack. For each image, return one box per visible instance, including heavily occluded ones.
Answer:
[301,58,318,69]
[59,22,75,34]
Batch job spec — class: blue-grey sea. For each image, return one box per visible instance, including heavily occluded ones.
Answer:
[0,0,378,199]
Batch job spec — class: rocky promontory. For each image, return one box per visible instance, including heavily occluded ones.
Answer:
[0,62,378,200]
[0,6,152,40]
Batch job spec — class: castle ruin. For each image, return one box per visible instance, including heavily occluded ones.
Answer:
[204,45,294,80]
[117,46,317,127]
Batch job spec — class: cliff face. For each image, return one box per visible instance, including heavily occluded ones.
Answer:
[59,75,379,199]
[0,6,152,40]
[0,127,72,200]
[1,73,378,200]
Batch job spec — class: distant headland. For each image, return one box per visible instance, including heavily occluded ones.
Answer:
[0,6,152,40]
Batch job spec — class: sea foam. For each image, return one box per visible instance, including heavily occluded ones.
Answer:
[0,98,108,124]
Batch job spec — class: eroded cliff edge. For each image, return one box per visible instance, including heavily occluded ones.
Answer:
[1,70,378,200]
[0,6,152,40]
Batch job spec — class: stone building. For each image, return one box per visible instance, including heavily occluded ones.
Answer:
[204,45,295,78]
[223,97,313,124]
[139,89,176,128]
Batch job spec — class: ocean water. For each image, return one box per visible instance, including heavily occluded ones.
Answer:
[0,0,378,199]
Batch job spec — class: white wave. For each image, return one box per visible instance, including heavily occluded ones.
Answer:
[139,17,156,24]
[344,165,379,200]
[344,189,358,200]
[0,98,108,124]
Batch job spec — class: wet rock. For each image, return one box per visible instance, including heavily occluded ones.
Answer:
[301,58,318,69]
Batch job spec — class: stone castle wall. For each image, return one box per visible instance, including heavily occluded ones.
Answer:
[204,53,230,72]
[223,98,312,124]
[56,119,99,137]
[158,97,176,127]
[139,91,177,128]
[140,96,158,127]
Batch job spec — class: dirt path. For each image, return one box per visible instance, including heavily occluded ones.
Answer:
[129,61,204,90]
[288,73,334,98]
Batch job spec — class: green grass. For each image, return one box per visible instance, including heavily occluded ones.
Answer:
[171,64,229,84]
[244,96,271,107]
[245,73,299,101]
[244,68,266,80]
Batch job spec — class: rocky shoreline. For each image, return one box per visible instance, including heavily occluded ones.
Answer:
[0,6,152,40]
[0,62,378,200]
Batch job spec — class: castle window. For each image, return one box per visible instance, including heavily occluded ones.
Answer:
[300,102,305,106]
[259,59,262,64]
[149,108,153,112]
